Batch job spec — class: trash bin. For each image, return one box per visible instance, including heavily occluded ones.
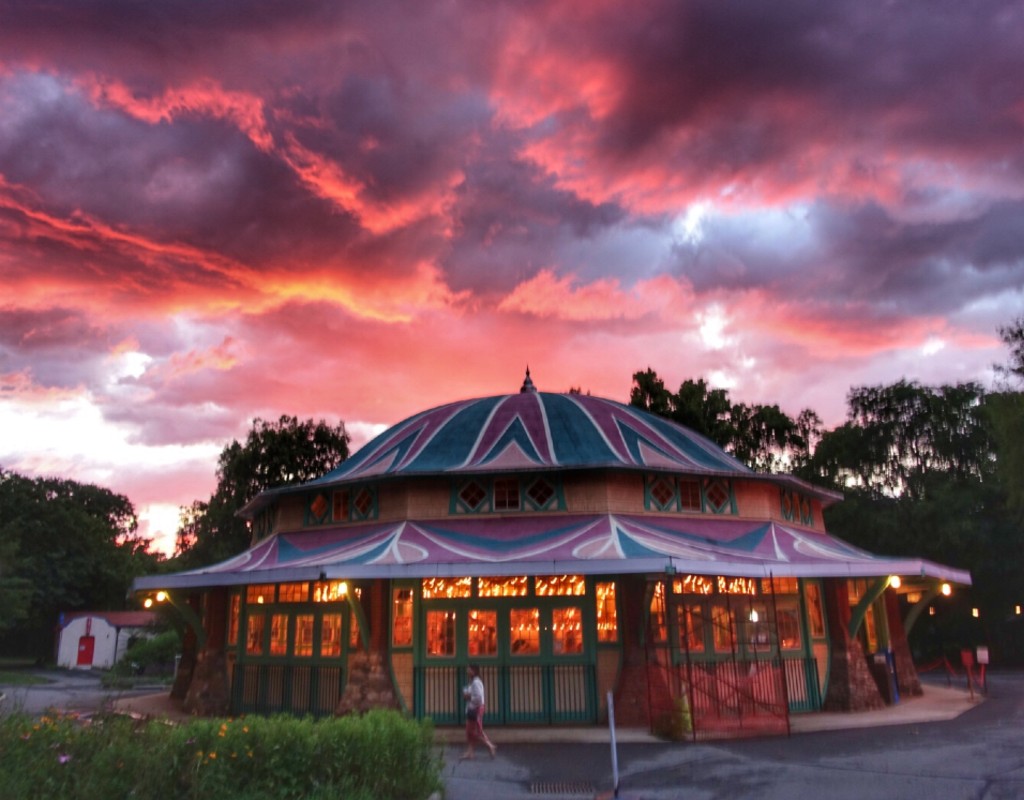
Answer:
[869,651,899,705]
[884,650,900,705]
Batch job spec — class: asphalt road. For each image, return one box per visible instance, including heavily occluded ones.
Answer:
[441,672,1024,800]
[0,668,163,718]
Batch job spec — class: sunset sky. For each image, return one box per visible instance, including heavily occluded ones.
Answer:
[2,1,1023,556]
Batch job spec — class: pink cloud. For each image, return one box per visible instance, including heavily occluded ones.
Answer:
[498,270,695,322]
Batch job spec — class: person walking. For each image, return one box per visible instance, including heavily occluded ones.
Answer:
[461,663,496,759]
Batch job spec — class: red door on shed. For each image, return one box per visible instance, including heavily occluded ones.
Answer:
[76,636,95,666]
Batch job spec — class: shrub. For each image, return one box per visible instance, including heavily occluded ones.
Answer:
[111,630,180,677]
[0,709,440,800]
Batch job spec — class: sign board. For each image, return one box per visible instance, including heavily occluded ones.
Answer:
[976,646,990,665]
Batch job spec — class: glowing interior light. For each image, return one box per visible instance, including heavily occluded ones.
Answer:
[972,608,980,618]
[749,610,759,623]
[1016,605,1021,616]
[888,576,901,589]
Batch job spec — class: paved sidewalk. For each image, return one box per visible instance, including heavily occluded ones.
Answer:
[112,678,980,738]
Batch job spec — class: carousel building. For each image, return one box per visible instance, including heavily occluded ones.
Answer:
[135,373,970,738]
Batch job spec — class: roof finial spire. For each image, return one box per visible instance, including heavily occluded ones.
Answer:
[520,366,536,393]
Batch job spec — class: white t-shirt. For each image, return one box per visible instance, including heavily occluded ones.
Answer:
[466,675,485,710]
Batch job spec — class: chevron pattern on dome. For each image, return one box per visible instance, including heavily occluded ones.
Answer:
[316,391,752,483]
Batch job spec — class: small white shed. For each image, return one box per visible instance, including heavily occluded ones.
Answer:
[56,611,158,669]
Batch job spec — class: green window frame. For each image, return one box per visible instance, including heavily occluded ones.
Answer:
[451,475,565,515]
[304,484,378,526]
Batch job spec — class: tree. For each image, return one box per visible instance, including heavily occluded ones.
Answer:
[989,316,1024,516]
[0,469,159,658]
[995,315,1024,386]
[629,368,674,419]
[629,369,811,471]
[729,402,798,473]
[175,415,349,568]
[802,380,992,500]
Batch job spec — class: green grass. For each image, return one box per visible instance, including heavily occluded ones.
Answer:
[0,670,51,687]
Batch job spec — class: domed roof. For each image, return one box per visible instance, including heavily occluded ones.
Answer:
[312,390,752,484]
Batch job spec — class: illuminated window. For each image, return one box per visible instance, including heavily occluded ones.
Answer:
[295,614,314,657]
[478,576,528,597]
[553,607,583,655]
[804,582,825,638]
[279,582,309,603]
[679,604,706,653]
[468,610,497,657]
[711,605,736,652]
[762,577,798,595]
[246,584,275,605]
[596,582,618,643]
[535,575,586,596]
[313,580,348,603]
[246,613,265,655]
[426,611,457,657]
[392,588,413,647]
[493,478,520,511]
[321,614,342,657]
[717,576,757,596]
[650,582,667,643]
[674,575,714,595]
[421,577,472,599]
[777,605,802,650]
[228,594,240,646]
[863,606,879,652]
[745,604,771,652]
[509,608,540,655]
[269,614,288,656]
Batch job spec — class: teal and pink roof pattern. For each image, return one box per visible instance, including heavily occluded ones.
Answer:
[317,392,750,481]
[141,513,971,590]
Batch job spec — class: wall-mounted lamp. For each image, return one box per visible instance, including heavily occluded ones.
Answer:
[888,575,902,589]
[143,591,169,609]
[941,583,952,597]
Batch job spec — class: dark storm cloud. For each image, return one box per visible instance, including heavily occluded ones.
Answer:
[673,196,1024,324]
[571,0,1024,179]
[442,131,627,295]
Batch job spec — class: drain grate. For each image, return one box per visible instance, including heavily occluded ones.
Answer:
[529,781,596,795]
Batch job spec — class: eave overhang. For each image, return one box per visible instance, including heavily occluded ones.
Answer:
[134,513,970,592]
